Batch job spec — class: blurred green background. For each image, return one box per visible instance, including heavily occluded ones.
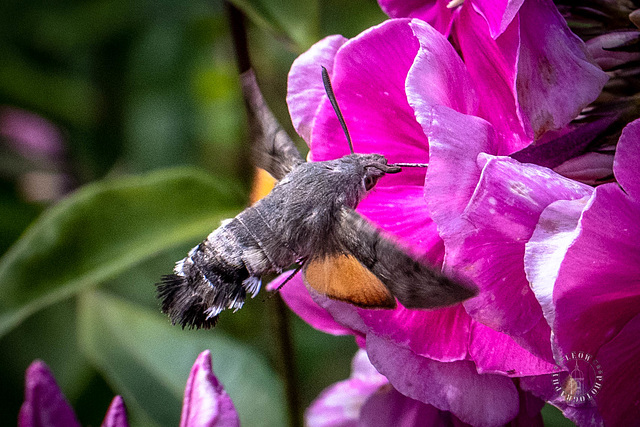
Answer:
[0,0,573,425]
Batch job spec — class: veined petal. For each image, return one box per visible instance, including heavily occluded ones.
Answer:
[18,361,81,427]
[180,350,239,427]
[287,35,347,143]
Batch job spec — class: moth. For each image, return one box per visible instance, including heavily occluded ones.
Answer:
[157,68,476,329]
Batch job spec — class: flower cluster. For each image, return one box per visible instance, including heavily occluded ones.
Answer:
[278,0,639,425]
[18,351,239,427]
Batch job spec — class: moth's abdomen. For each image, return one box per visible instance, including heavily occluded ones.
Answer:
[157,221,262,329]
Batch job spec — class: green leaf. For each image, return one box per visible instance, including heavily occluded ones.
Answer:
[0,168,243,339]
[78,290,287,427]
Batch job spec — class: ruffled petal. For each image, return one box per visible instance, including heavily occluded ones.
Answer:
[453,4,527,151]
[287,35,347,143]
[553,184,640,357]
[18,360,81,427]
[180,350,239,427]
[101,396,129,427]
[367,334,520,426]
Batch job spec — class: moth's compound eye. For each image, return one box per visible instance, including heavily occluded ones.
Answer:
[364,175,376,191]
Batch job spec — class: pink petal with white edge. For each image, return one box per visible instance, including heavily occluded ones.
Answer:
[553,184,640,357]
[471,0,524,38]
[525,197,592,330]
[514,0,608,139]
[310,19,429,172]
[101,396,129,427]
[267,272,359,336]
[287,35,347,143]
[366,334,519,426]
[180,350,239,427]
[378,0,456,35]
[613,117,640,201]
[18,360,81,427]
[305,350,388,427]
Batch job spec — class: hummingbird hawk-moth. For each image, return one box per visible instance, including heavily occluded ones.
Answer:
[157,68,476,329]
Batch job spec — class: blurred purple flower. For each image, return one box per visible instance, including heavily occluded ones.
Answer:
[19,351,239,427]
[18,360,126,427]
[0,106,64,159]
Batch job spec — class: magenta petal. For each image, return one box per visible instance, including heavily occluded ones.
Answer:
[101,396,129,427]
[310,19,428,167]
[267,273,357,336]
[287,35,347,143]
[359,386,470,427]
[450,157,590,341]
[180,350,239,427]
[407,19,479,118]
[357,184,444,261]
[367,334,520,426]
[553,184,640,357]
[18,360,81,427]
[359,304,470,362]
[471,0,524,38]
[514,0,608,138]
[613,118,640,201]
[305,350,388,427]
[454,4,527,151]
[594,314,640,426]
[469,321,557,376]
[378,0,456,35]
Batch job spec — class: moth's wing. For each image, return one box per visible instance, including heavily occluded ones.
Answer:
[240,69,304,180]
[304,254,396,308]
[334,207,477,309]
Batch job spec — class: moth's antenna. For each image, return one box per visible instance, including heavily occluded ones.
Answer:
[321,66,355,154]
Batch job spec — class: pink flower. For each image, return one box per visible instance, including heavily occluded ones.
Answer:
[283,2,610,423]
[525,118,640,425]
[18,351,239,427]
